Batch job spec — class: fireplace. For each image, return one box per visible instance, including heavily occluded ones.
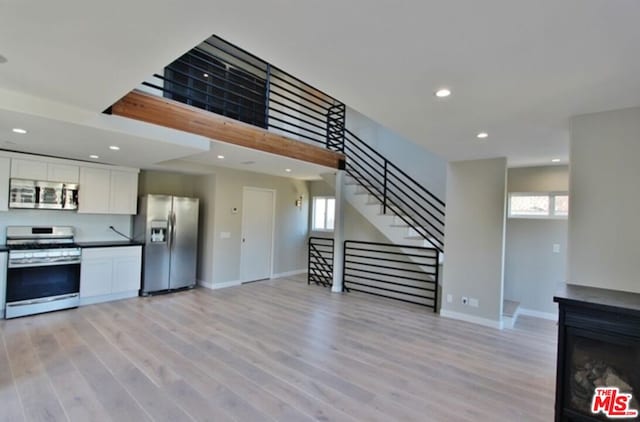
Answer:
[554,285,640,421]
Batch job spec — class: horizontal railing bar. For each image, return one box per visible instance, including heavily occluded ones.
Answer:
[344,150,386,180]
[344,280,436,298]
[345,287,434,307]
[202,38,268,74]
[345,240,438,253]
[344,266,436,285]
[269,80,334,111]
[269,88,330,118]
[269,98,328,126]
[344,252,435,267]
[344,140,386,168]
[386,177,445,222]
[309,237,334,243]
[268,108,327,132]
[269,71,338,108]
[385,187,445,232]
[268,115,327,138]
[380,191,446,239]
[344,259,436,275]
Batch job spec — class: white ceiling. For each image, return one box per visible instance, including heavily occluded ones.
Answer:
[1,0,640,168]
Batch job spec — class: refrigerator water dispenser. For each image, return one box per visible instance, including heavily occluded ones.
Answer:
[149,220,168,243]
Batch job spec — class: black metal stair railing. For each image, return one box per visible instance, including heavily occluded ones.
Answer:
[344,129,446,253]
[343,240,439,311]
[308,237,334,287]
[139,35,345,152]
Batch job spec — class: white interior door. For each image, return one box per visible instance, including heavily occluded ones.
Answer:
[240,187,275,282]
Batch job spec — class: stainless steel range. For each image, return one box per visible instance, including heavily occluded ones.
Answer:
[5,226,81,319]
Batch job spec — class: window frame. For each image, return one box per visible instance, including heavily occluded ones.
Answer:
[507,191,569,219]
[312,196,336,232]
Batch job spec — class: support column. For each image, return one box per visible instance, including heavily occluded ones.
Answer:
[332,169,346,292]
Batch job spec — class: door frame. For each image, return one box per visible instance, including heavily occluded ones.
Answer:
[240,186,276,283]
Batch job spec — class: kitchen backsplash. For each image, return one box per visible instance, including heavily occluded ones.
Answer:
[0,210,132,242]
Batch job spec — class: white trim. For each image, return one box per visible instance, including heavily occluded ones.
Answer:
[518,307,559,321]
[440,309,504,330]
[272,269,307,279]
[198,279,242,290]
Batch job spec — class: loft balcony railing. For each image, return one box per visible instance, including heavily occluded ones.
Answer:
[139,35,345,152]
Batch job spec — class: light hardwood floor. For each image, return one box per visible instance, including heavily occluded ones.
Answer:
[0,275,558,421]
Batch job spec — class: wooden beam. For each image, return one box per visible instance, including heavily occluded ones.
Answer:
[111,90,345,169]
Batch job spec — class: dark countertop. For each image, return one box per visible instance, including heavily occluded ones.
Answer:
[76,240,144,249]
[554,283,640,315]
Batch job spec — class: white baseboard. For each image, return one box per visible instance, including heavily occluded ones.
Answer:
[197,279,242,290]
[79,290,139,306]
[518,308,558,321]
[272,269,307,279]
[440,309,504,330]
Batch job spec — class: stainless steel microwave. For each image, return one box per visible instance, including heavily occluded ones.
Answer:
[9,179,79,210]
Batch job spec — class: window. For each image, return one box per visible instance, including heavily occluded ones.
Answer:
[312,197,335,231]
[508,192,569,219]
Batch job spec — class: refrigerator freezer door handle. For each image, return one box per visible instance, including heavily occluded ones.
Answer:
[167,215,173,250]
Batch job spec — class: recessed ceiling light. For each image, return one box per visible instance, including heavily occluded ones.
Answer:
[551,158,561,163]
[109,145,120,151]
[89,154,99,159]
[285,168,292,173]
[476,132,489,139]
[217,155,224,159]
[435,88,452,98]
[203,73,209,78]
[12,128,27,134]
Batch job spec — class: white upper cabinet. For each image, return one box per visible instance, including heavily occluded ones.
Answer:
[109,170,138,215]
[78,167,111,214]
[11,158,79,183]
[10,158,47,180]
[78,167,138,215]
[0,157,9,212]
[47,163,79,183]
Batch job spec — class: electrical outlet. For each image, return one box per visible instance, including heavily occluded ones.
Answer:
[461,296,469,305]
[446,294,453,304]
[469,298,479,308]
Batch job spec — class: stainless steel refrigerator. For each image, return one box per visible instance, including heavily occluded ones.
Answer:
[134,195,199,295]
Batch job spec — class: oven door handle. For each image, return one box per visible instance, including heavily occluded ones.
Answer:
[8,258,81,269]
[6,293,79,308]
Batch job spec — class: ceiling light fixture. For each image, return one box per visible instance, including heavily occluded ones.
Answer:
[203,73,209,78]
[285,168,292,173]
[435,88,452,98]
[89,154,99,159]
[551,158,561,163]
[12,128,27,134]
[109,145,120,151]
[217,155,224,159]
[476,132,489,139]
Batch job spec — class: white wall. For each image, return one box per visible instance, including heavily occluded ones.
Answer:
[441,158,507,328]
[194,166,309,286]
[346,107,447,199]
[569,106,640,294]
[0,210,132,242]
[504,165,568,315]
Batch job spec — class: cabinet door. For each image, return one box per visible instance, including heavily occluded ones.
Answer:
[109,170,138,214]
[0,157,9,211]
[11,158,47,180]
[111,247,142,293]
[47,163,79,183]
[80,257,113,298]
[78,167,111,214]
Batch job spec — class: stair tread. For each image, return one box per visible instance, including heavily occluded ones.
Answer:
[503,300,520,317]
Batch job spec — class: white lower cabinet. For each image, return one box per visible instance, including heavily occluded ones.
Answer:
[80,246,141,305]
